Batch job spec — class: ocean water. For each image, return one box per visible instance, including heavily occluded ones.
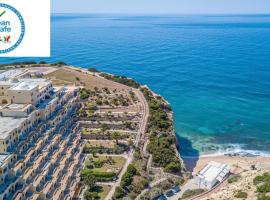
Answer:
[1,14,270,156]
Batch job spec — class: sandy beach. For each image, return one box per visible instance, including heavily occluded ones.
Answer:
[183,155,270,175]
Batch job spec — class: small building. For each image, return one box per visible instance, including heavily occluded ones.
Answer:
[195,161,230,189]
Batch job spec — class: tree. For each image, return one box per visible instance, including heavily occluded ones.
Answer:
[83,174,97,190]
[101,123,109,134]
[83,190,99,200]
[112,132,121,145]
[83,190,92,200]
[165,161,181,173]
[113,187,126,199]
[127,164,137,175]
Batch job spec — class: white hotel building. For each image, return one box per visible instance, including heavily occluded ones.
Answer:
[0,69,84,200]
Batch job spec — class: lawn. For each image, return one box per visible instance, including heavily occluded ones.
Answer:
[85,155,126,174]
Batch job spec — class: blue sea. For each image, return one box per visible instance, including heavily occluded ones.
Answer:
[1,14,270,156]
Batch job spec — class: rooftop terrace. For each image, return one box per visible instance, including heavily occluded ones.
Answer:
[10,79,50,91]
[0,69,24,81]
[0,116,27,140]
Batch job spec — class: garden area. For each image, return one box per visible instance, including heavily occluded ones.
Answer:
[81,155,126,182]
[82,174,112,200]
[113,162,150,200]
[81,128,132,140]
[83,140,131,155]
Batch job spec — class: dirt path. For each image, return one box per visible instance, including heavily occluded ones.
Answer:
[105,89,149,200]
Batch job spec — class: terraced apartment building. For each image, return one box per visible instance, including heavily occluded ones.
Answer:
[0,69,84,200]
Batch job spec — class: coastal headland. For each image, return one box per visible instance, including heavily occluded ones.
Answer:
[0,61,269,200]
[0,61,184,200]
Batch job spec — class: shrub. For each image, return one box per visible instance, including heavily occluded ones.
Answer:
[228,174,241,183]
[127,164,137,175]
[147,136,180,169]
[120,172,133,188]
[79,88,90,99]
[113,187,126,199]
[100,73,140,88]
[254,173,270,185]
[257,182,270,193]
[180,189,205,199]
[165,161,181,173]
[120,164,138,188]
[80,169,116,182]
[234,190,248,199]
[257,195,270,200]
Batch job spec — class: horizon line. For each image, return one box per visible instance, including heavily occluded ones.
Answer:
[51,12,270,16]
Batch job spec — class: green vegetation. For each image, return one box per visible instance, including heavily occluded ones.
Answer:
[257,195,270,200]
[129,90,138,102]
[254,173,270,185]
[84,184,111,200]
[114,163,150,199]
[113,186,126,199]
[228,174,241,183]
[85,155,125,172]
[81,129,130,140]
[82,174,99,200]
[79,88,90,99]
[120,164,138,188]
[180,189,205,199]
[82,155,126,182]
[257,182,270,193]
[141,87,181,173]
[234,190,248,199]
[141,87,172,132]
[81,169,116,182]
[253,172,270,199]
[83,140,129,155]
[147,136,181,173]
[100,72,140,88]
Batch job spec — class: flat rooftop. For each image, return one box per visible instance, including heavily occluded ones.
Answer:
[198,161,230,182]
[10,82,37,91]
[0,69,24,81]
[9,78,50,91]
[1,103,30,111]
[0,116,27,140]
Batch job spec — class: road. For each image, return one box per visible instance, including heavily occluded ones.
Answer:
[105,88,149,200]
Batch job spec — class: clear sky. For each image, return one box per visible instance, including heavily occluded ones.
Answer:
[52,0,270,14]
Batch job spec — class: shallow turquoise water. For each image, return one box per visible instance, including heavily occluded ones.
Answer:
[1,14,270,156]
